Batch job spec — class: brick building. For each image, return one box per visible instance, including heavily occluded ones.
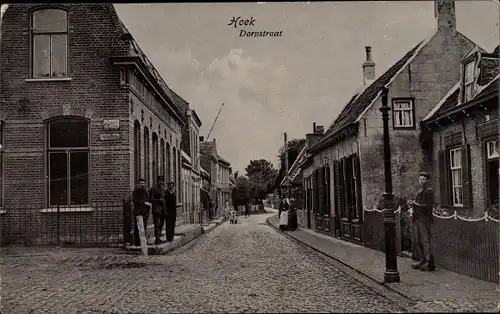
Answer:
[0,4,187,242]
[422,47,499,217]
[301,0,478,244]
[199,138,232,216]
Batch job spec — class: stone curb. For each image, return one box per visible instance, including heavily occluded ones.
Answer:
[265,216,415,303]
[202,217,228,234]
[126,225,205,255]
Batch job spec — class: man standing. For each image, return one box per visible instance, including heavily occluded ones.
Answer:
[150,176,166,245]
[132,178,151,246]
[408,172,436,271]
[164,181,177,242]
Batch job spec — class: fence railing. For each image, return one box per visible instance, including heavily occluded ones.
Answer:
[362,205,499,283]
[1,202,124,247]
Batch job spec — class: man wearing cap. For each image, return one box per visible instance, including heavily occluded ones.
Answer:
[408,171,436,271]
[150,176,167,245]
[164,181,178,242]
[132,178,151,246]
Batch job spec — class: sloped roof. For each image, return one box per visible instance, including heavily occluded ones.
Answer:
[281,146,307,186]
[425,49,500,121]
[424,82,460,119]
[311,41,423,151]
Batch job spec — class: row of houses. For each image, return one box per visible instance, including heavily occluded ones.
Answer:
[0,4,233,245]
[281,0,499,283]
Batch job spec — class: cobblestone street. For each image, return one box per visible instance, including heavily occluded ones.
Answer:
[2,212,409,313]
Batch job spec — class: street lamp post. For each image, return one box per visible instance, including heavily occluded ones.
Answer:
[380,87,400,283]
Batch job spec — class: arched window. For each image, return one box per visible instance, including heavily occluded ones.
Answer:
[47,118,89,206]
[160,139,165,180]
[172,147,177,191]
[31,8,68,78]
[166,142,171,181]
[144,127,150,187]
[133,120,141,184]
[152,133,158,184]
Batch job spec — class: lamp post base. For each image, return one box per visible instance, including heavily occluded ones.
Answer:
[384,270,400,283]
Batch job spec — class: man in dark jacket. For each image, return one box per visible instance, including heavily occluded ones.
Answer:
[164,181,177,242]
[150,176,166,244]
[132,178,150,246]
[408,172,436,271]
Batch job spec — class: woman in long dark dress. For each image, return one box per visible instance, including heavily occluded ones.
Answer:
[279,198,290,231]
[287,198,298,231]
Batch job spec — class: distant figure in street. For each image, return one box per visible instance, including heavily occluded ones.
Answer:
[244,202,250,217]
[208,198,214,219]
[288,198,298,231]
[150,176,166,245]
[132,178,151,246]
[164,181,178,242]
[408,172,436,272]
[279,198,290,231]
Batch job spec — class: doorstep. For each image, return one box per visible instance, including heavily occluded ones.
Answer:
[266,215,499,311]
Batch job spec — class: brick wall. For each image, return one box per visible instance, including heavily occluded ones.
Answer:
[1,4,132,207]
[430,103,498,216]
[0,4,183,244]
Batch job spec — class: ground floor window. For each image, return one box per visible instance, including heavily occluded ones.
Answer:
[486,139,499,208]
[47,118,89,206]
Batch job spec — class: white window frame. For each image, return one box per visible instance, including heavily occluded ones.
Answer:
[463,60,475,102]
[486,140,499,160]
[31,8,69,79]
[392,100,414,128]
[449,148,463,207]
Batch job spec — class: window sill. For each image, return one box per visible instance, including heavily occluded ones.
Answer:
[25,77,72,82]
[40,207,94,213]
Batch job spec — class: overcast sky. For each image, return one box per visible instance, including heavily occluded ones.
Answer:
[114,1,499,173]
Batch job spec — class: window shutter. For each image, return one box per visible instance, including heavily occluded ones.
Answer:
[333,160,341,216]
[314,169,319,213]
[461,144,473,208]
[341,157,349,219]
[325,165,331,216]
[438,150,450,207]
[353,154,363,221]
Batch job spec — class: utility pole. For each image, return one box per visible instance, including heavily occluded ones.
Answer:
[206,102,224,142]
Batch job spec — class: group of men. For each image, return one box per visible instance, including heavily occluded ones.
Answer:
[132,176,178,245]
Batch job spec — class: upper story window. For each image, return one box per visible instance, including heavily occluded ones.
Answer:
[392,99,414,128]
[31,8,68,78]
[463,60,475,102]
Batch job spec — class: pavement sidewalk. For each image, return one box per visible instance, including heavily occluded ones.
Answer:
[127,216,227,255]
[266,213,499,312]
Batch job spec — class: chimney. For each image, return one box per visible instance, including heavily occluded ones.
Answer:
[313,122,316,133]
[315,125,324,134]
[362,46,376,85]
[434,0,456,31]
[199,136,204,142]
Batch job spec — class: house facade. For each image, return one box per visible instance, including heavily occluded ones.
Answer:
[0,4,186,242]
[302,0,477,244]
[179,105,203,223]
[200,138,232,217]
[422,48,499,217]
